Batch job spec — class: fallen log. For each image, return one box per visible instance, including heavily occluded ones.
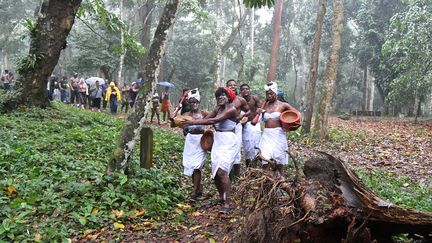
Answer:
[233,151,432,243]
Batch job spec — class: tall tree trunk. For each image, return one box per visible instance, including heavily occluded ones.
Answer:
[236,0,245,81]
[302,0,327,133]
[292,57,298,104]
[362,64,368,111]
[117,0,126,83]
[137,0,156,80]
[414,89,419,123]
[369,73,375,111]
[314,0,344,140]
[18,0,82,108]
[213,0,223,88]
[210,2,246,87]
[110,0,179,173]
[266,0,284,82]
[250,7,255,60]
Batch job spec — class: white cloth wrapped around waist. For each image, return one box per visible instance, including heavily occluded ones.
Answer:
[182,134,207,176]
[211,131,237,178]
[234,123,243,165]
[258,127,288,165]
[242,121,262,160]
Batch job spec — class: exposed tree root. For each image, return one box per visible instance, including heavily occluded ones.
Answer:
[233,151,432,243]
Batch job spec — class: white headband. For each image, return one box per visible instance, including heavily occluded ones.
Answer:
[187,88,200,102]
[264,82,278,94]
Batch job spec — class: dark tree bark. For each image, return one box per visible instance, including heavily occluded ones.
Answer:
[100,65,113,81]
[266,0,284,82]
[17,0,82,108]
[110,0,179,172]
[314,0,344,140]
[302,0,327,133]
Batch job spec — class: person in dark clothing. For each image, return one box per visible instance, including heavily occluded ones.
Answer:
[48,75,58,100]
[129,82,139,108]
[101,79,110,109]
[59,76,69,103]
[69,73,80,106]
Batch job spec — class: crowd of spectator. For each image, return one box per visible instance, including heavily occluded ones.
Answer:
[46,72,140,115]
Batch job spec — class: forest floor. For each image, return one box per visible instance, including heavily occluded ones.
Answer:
[79,116,432,242]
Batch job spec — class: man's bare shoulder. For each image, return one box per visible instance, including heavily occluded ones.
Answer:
[252,95,260,102]
[236,95,247,104]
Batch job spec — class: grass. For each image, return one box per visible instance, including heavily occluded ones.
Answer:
[0,102,186,242]
[356,169,432,212]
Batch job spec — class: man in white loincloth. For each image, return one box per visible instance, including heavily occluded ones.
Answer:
[226,79,250,181]
[240,83,262,167]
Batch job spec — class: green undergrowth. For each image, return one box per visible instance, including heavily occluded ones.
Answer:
[356,169,431,212]
[288,128,431,212]
[0,103,185,242]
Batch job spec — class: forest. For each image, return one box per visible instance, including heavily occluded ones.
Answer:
[0,0,431,242]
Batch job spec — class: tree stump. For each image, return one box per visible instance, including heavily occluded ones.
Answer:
[234,151,432,242]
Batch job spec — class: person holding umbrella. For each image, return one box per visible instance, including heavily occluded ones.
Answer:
[161,86,171,122]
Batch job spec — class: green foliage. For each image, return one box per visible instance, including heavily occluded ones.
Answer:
[16,53,45,73]
[0,89,22,113]
[382,0,432,106]
[22,18,36,37]
[0,103,186,241]
[243,0,275,8]
[80,0,144,56]
[181,0,209,21]
[356,169,431,212]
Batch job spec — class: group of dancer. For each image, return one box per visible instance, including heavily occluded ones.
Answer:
[172,79,299,213]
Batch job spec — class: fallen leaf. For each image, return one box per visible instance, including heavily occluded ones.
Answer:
[176,203,192,211]
[91,207,99,215]
[130,209,146,218]
[34,232,41,242]
[403,183,409,187]
[133,221,153,231]
[189,225,201,231]
[113,222,125,229]
[191,211,202,217]
[112,209,124,217]
[223,235,230,243]
[6,186,17,195]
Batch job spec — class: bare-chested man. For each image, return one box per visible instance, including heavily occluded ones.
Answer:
[240,83,261,167]
[226,79,250,181]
